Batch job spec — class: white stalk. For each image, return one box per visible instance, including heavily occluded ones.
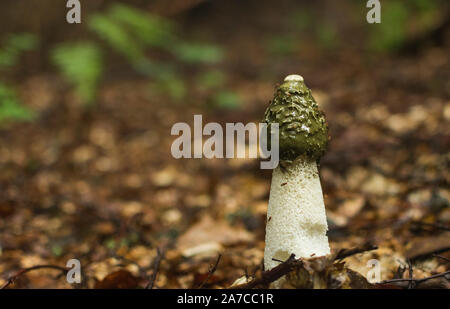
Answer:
[264,157,330,273]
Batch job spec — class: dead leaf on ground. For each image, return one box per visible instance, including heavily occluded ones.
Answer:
[176,215,254,258]
[94,270,140,289]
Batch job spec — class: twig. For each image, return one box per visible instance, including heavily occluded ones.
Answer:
[198,254,222,288]
[244,267,250,281]
[145,247,164,289]
[433,254,450,263]
[231,244,378,289]
[334,243,378,261]
[394,259,408,279]
[411,221,450,232]
[113,253,149,279]
[1,265,69,289]
[380,270,450,287]
[231,254,300,289]
[271,258,284,263]
[407,259,414,289]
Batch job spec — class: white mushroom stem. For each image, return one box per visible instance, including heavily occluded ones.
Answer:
[264,157,330,273]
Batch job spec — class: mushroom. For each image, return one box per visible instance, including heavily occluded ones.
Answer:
[263,74,330,286]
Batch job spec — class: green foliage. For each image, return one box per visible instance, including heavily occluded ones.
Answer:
[0,83,34,123]
[411,0,438,11]
[316,23,338,50]
[0,33,38,69]
[212,90,241,110]
[88,3,175,65]
[89,3,223,67]
[368,0,442,52]
[174,42,224,64]
[89,14,145,64]
[266,35,298,56]
[151,72,186,102]
[51,244,63,257]
[266,8,339,55]
[0,33,37,124]
[51,42,103,105]
[104,238,116,250]
[196,70,226,90]
[410,0,442,31]
[369,1,409,52]
[107,4,176,49]
[88,3,224,101]
[290,10,313,31]
[196,71,241,110]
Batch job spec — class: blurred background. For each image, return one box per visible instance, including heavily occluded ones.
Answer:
[0,0,449,288]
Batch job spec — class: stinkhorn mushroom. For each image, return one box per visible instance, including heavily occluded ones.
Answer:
[263,74,330,283]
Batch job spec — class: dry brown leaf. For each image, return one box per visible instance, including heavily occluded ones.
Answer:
[176,215,253,257]
[94,270,139,289]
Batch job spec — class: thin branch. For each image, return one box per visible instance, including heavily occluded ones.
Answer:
[334,243,378,261]
[433,254,450,263]
[411,221,450,232]
[145,247,164,289]
[231,243,379,289]
[1,265,69,289]
[380,270,450,287]
[231,254,300,289]
[113,253,148,279]
[198,254,222,288]
[407,259,414,289]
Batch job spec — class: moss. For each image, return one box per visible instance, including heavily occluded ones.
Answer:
[263,78,329,163]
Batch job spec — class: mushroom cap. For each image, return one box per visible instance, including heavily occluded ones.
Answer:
[263,75,329,162]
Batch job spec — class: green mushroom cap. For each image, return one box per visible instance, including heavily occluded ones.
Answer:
[263,75,329,163]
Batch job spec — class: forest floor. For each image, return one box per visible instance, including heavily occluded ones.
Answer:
[0,0,449,288]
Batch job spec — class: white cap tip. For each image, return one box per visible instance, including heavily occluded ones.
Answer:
[284,74,304,82]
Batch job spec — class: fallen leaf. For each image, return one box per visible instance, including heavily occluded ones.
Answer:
[94,270,139,289]
[176,215,253,257]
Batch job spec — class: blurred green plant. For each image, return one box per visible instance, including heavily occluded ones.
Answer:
[0,83,34,123]
[196,70,226,90]
[368,1,409,52]
[290,10,313,32]
[108,4,176,48]
[0,33,37,124]
[264,10,312,56]
[89,13,145,64]
[88,3,224,101]
[266,35,298,56]
[89,3,223,67]
[174,42,224,64]
[368,0,442,52]
[0,33,38,69]
[51,244,64,257]
[316,22,338,50]
[266,8,340,56]
[151,71,186,102]
[212,90,242,110]
[196,70,243,109]
[51,42,103,105]
[104,238,116,250]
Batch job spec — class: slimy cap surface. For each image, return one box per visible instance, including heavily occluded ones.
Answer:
[263,74,329,162]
